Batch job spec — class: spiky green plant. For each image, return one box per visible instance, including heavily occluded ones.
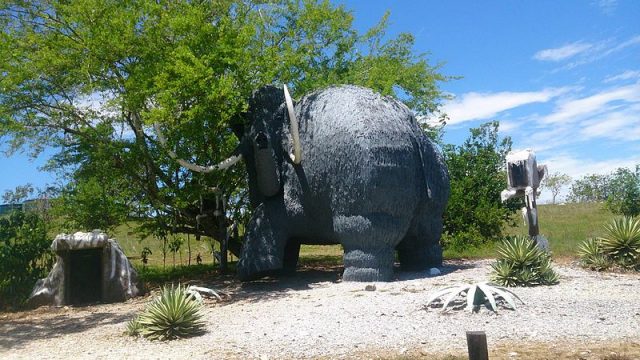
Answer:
[577,238,611,271]
[125,317,142,337]
[425,282,523,313]
[134,284,205,340]
[491,236,559,286]
[598,217,640,268]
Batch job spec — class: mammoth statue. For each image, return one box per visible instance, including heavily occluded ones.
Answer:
[156,85,449,282]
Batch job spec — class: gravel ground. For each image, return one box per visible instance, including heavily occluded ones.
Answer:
[1,260,639,359]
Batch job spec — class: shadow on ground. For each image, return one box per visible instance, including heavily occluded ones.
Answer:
[0,309,136,351]
[189,259,481,305]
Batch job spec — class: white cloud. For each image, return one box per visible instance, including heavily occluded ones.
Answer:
[533,42,593,62]
[580,105,640,141]
[562,35,640,69]
[541,82,640,124]
[444,88,568,125]
[537,152,640,203]
[594,0,618,15]
[604,70,640,83]
[498,121,520,134]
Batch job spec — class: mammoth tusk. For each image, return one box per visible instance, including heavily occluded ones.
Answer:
[284,84,302,164]
[153,122,243,173]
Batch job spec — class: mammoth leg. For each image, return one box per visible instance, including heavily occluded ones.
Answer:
[282,238,301,274]
[397,204,444,271]
[335,214,404,282]
[237,204,288,281]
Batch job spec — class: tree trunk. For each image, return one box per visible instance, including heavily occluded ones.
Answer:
[187,233,191,266]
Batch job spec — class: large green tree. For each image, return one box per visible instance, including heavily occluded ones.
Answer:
[0,0,450,255]
[442,121,519,250]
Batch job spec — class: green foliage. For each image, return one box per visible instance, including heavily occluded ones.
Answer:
[598,217,640,269]
[425,282,523,313]
[568,174,611,203]
[2,184,34,204]
[442,121,519,250]
[125,317,143,337]
[0,0,450,253]
[577,238,611,271]
[0,209,54,309]
[130,284,205,341]
[605,166,640,217]
[136,263,220,287]
[52,176,130,232]
[141,246,152,267]
[168,236,183,266]
[491,236,559,287]
[568,165,640,217]
[577,217,640,271]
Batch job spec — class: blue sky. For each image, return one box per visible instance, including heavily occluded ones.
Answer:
[1,0,639,202]
[343,0,640,201]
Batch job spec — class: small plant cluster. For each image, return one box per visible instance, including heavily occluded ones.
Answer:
[425,281,523,313]
[491,236,559,286]
[578,217,640,271]
[126,284,205,340]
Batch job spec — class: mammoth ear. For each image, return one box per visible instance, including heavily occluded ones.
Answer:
[254,132,281,197]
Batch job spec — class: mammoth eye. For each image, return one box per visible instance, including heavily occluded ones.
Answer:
[254,132,269,150]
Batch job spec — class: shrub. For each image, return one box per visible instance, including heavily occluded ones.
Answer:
[0,209,54,309]
[578,217,640,271]
[129,284,205,340]
[577,238,611,271]
[442,121,520,249]
[491,236,559,286]
[599,217,640,268]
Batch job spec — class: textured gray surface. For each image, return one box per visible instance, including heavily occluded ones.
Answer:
[28,232,140,307]
[236,85,449,282]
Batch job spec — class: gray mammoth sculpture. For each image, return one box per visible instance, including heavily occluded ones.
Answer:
[156,85,449,282]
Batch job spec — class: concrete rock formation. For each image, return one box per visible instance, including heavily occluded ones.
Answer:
[28,231,140,307]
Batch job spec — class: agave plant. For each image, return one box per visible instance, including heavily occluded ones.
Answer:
[134,284,206,340]
[425,282,523,313]
[491,236,559,286]
[125,317,142,337]
[577,238,611,271]
[598,217,640,267]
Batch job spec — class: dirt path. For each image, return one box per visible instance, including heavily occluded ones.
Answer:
[2,260,639,359]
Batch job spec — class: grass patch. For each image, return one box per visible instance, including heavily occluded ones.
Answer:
[444,202,614,259]
[505,202,615,257]
[136,263,228,288]
[111,203,616,279]
[299,244,343,267]
[111,222,233,268]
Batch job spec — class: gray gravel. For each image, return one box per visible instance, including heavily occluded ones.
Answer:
[2,260,639,359]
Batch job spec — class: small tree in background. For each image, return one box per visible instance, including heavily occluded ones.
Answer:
[568,174,610,203]
[606,166,640,217]
[541,172,572,204]
[568,165,640,217]
[442,121,519,250]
